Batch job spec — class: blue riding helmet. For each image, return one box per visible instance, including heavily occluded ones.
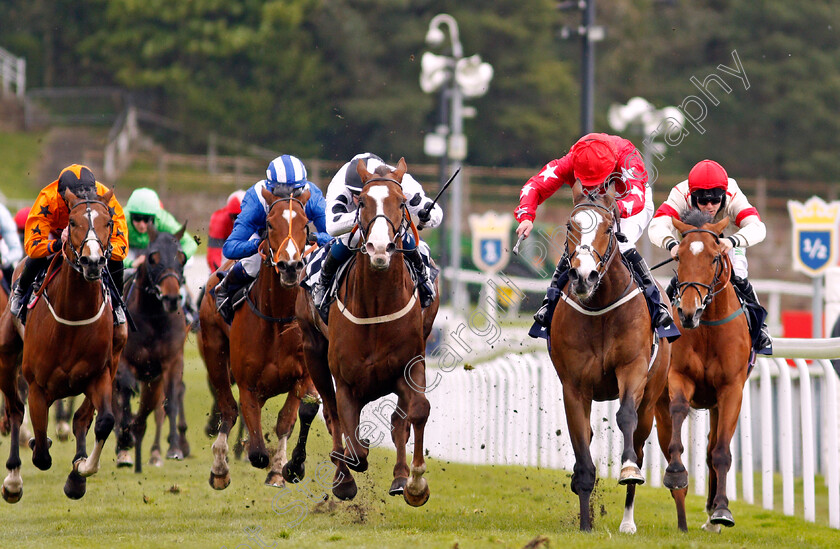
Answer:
[266,154,309,196]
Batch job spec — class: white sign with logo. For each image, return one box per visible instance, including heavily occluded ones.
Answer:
[787,196,840,277]
[469,211,514,273]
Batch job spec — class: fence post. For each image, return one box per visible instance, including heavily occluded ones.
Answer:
[795,359,816,522]
[775,357,795,516]
[820,359,839,528]
[741,376,754,503]
[760,359,775,510]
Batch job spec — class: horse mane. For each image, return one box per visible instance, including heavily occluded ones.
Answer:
[680,209,713,228]
[373,164,392,177]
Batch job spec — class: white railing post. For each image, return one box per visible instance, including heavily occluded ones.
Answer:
[775,357,796,516]
[691,409,706,497]
[760,358,775,510]
[741,376,754,504]
[795,359,816,523]
[820,359,839,528]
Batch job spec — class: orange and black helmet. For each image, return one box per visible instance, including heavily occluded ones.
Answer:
[57,164,97,198]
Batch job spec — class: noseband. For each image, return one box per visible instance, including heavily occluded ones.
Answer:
[65,199,113,273]
[673,228,729,307]
[353,178,412,253]
[566,202,618,289]
[143,262,183,302]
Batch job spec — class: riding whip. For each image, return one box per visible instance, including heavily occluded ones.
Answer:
[512,234,525,256]
[650,257,675,270]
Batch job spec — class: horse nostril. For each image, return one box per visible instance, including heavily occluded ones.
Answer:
[587,271,599,284]
[385,242,396,254]
[365,242,376,255]
[569,269,580,281]
[294,261,304,271]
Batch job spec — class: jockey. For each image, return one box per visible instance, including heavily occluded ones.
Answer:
[515,133,673,330]
[215,154,330,323]
[648,159,772,351]
[310,153,443,320]
[9,164,129,323]
[14,206,30,244]
[207,190,246,272]
[123,187,199,326]
[0,202,23,287]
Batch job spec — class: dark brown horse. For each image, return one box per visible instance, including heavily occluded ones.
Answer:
[548,183,670,532]
[662,212,751,531]
[202,187,319,489]
[298,158,440,506]
[0,189,127,502]
[114,226,189,472]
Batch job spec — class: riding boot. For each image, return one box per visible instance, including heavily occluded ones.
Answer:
[214,261,254,324]
[108,259,126,325]
[311,251,341,315]
[664,275,678,303]
[533,253,570,327]
[731,275,772,350]
[403,247,436,308]
[9,256,49,318]
[623,248,673,329]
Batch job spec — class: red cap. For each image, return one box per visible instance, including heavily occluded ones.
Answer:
[571,137,617,188]
[14,207,30,231]
[688,159,728,192]
[226,190,246,215]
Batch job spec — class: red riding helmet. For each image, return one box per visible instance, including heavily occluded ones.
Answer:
[225,190,246,216]
[688,160,728,192]
[571,135,617,188]
[14,207,30,232]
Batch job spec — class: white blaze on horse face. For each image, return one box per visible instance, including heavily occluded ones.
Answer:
[690,241,704,256]
[571,209,602,277]
[365,186,393,263]
[84,209,103,261]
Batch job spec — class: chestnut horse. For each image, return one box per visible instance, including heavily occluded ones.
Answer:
[298,158,440,506]
[663,212,751,531]
[114,227,189,472]
[203,186,319,489]
[549,183,670,532]
[0,189,127,502]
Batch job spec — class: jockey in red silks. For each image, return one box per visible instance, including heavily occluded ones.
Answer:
[649,159,771,352]
[514,132,673,332]
[206,190,246,272]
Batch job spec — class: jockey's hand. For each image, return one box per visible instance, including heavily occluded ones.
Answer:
[669,244,679,260]
[418,204,433,224]
[133,254,146,267]
[61,227,69,244]
[516,220,533,239]
[720,237,734,254]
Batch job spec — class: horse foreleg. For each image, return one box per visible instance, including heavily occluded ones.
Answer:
[616,373,645,486]
[388,395,411,496]
[63,397,94,499]
[400,382,431,508]
[132,378,163,473]
[701,407,722,532]
[335,383,368,474]
[151,400,165,465]
[27,383,52,471]
[177,378,189,458]
[113,376,135,468]
[164,361,184,461]
[664,375,694,491]
[1,374,25,503]
[654,389,688,532]
[75,373,116,478]
[281,381,319,485]
[265,391,298,487]
[708,391,740,529]
[239,389,269,469]
[55,399,71,441]
[563,386,596,531]
[326,381,356,501]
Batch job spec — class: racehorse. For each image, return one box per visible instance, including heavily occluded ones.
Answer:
[299,158,440,506]
[548,182,670,532]
[663,211,752,531]
[202,186,319,489]
[114,226,189,472]
[0,188,127,502]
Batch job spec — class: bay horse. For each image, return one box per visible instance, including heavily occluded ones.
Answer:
[548,182,670,532]
[202,186,319,490]
[662,211,751,531]
[299,158,440,506]
[114,226,189,472]
[0,188,127,502]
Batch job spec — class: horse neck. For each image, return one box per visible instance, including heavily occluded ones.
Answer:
[254,261,297,317]
[347,251,413,315]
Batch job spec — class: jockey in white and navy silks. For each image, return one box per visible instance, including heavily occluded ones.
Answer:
[0,202,23,288]
[214,154,329,323]
[309,153,443,320]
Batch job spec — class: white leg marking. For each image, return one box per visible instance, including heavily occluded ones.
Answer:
[211,433,229,475]
[77,439,105,477]
[3,468,22,493]
[619,501,637,534]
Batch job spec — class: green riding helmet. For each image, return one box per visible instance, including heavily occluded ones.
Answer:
[125,188,162,219]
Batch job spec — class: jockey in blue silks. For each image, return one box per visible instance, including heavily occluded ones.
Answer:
[214,154,330,323]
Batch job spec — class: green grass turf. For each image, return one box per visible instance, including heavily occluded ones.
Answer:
[0,130,46,201]
[0,340,837,548]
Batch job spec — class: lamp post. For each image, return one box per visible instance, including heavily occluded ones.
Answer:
[420,14,493,312]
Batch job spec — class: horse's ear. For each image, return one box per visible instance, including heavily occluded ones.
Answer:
[605,182,616,201]
[261,186,275,205]
[394,157,407,181]
[672,217,690,234]
[571,180,585,204]
[63,188,80,207]
[710,217,730,235]
[100,189,114,205]
[298,187,311,205]
[356,158,372,183]
[174,221,186,241]
[147,222,158,241]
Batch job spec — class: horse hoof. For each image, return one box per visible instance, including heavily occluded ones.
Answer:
[1,485,22,504]
[618,463,645,485]
[332,478,358,501]
[28,437,53,450]
[116,450,134,468]
[710,507,735,527]
[180,440,191,459]
[166,448,184,461]
[663,470,689,490]
[347,457,368,473]
[619,520,637,534]
[248,451,269,470]
[264,471,285,488]
[403,481,430,507]
[64,471,87,500]
[205,423,219,438]
[208,470,230,491]
[389,477,407,496]
[32,453,52,471]
[281,460,305,483]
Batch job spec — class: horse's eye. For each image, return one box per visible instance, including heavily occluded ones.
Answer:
[267,222,273,230]
[358,199,365,208]
[69,219,76,227]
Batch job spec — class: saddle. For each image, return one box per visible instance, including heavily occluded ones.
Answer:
[210,270,257,325]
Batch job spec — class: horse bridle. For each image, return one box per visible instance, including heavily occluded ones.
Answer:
[352,178,412,253]
[142,260,183,302]
[565,201,618,288]
[673,228,729,307]
[263,197,307,271]
[64,199,114,273]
